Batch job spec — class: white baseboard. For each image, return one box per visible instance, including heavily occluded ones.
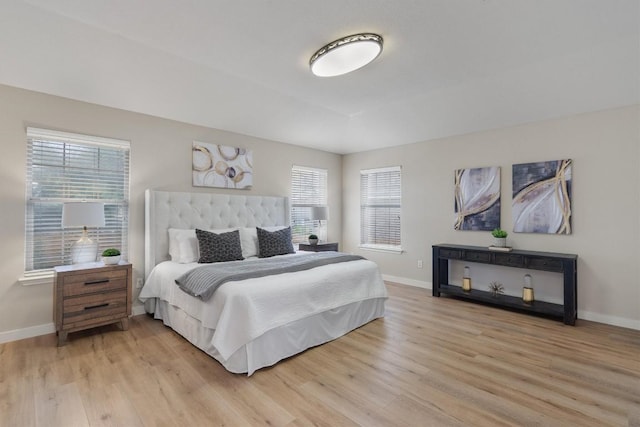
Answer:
[382,274,432,289]
[132,305,147,316]
[0,307,148,345]
[0,322,55,344]
[578,310,640,331]
[2,293,636,345]
[381,275,639,331]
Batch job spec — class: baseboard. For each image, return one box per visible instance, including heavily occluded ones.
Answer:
[382,274,432,289]
[578,310,640,331]
[0,322,55,344]
[381,275,639,331]
[1,307,148,345]
[132,305,147,316]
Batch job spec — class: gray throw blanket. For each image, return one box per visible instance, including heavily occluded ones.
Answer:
[175,252,365,301]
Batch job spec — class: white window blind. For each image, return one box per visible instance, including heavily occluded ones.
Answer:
[290,165,328,243]
[360,166,402,251]
[25,128,130,272]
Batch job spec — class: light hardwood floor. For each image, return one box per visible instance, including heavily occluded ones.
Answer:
[1,282,639,426]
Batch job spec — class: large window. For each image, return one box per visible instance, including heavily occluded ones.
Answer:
[25,128,130,273]
[290,165,328,243]
[360,166,402,251]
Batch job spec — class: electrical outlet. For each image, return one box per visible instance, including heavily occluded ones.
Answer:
[136,278,144,289]
[417,260,423,269]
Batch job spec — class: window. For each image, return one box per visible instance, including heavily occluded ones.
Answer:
[360,166,402,252]
[25,128,130,273]
[290,165,328,243]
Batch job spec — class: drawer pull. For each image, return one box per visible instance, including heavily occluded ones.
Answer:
[84,303,109,310]
[84,279,109,285]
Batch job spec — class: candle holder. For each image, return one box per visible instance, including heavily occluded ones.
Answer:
[462,266,471,292]
[522,274,534,303]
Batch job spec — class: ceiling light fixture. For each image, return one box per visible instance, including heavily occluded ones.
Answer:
[310,33,383,77]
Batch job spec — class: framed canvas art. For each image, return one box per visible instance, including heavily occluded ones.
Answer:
[192,142,253,189]
[454,166,501,231]
[512,159,572,234]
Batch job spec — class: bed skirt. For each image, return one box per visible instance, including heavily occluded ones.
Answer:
[150,297,386,375]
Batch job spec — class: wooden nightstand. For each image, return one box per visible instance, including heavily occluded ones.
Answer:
[53,262,132,346]
[298,242,339,252]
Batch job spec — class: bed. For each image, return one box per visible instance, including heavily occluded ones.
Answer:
[139,189,387,375]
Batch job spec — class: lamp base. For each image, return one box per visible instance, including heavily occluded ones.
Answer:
[70,235,98,264]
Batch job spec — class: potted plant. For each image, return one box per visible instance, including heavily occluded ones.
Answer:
[102,248,121,265]
[308,234,319,246]
[491,228,508,247]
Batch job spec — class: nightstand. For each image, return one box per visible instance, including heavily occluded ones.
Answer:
[298,242,339,252]
[53,261,132,346]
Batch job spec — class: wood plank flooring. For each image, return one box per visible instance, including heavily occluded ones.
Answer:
[1,282,639,426]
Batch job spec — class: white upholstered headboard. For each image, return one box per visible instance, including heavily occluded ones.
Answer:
[145,189,289,278]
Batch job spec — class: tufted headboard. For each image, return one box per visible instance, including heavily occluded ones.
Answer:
[144,189,289,278]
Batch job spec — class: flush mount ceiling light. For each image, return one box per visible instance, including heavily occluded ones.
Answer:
[310,33,383,77]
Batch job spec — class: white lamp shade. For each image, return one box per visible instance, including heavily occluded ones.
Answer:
[311,206,329,221]
[62,202,105,228]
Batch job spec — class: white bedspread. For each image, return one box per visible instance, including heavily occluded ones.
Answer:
[139,253,387,361]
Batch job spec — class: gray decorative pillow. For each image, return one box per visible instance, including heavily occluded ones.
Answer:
[257,226,294,258]
[196,229,244,263]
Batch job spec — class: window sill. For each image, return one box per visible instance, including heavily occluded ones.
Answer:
[19,271,54,286]
[359,245,403,254]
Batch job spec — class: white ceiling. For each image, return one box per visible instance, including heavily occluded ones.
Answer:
[2,0,638,154]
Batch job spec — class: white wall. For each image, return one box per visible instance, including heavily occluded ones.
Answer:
[343,106,640,329]
[0,84,342,340]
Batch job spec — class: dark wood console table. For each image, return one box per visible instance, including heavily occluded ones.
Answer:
[432,244,577,325]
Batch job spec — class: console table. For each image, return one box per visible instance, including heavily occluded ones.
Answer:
[432,244,577,325]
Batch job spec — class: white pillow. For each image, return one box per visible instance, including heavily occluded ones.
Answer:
[168,229,195,262]
[168,228,236,263]
[239,228,259,258]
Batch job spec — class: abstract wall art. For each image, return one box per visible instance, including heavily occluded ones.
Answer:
[454,166,501,231]
[512,159,572,234]
[192,141,253,189]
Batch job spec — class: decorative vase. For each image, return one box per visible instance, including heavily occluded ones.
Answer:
[493,237,506,247]
[308,238,318,246]
[102,255,121,265]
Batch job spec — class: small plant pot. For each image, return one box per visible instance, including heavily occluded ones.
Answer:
[308,238,318,246]
[102,255,121,265]
[492,237,506,247]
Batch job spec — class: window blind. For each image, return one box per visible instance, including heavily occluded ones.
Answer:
[360,166,402,250]
[25,128,130,272]
[290,165,328,243]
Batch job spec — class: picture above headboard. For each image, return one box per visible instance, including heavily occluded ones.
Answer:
[144,189,289,278]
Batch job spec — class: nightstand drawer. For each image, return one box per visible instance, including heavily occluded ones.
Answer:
[63,289,127,316]
[63,269,127,297]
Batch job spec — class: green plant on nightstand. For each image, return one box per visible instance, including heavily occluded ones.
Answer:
[308,234,319,245]
[102,248,121,265]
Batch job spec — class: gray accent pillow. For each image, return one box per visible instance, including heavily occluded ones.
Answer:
[196,229,244,263]
[257,227,294,258]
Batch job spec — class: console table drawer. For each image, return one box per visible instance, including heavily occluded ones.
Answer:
[463,251,491,263]
[494,253,525,268]
[527,257,563,272]
[440,248,462,259]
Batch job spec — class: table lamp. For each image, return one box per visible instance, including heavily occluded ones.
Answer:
[311,206,329,242]
[62,202,105,264]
